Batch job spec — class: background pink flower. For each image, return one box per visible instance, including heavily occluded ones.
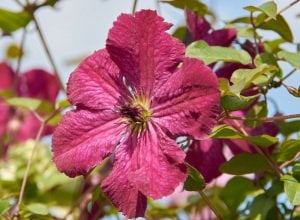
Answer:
[0,62,60,157]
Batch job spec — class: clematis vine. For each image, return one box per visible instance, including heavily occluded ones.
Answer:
[0,62,60,158]
[52,10,220,218]
[186,110,279,182]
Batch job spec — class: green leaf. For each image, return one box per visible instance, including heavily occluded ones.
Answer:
[293,163,300,177]
[264,38,286,53]
[0,200,10,215]
[230,65,277,94]
[281,175,300,205]
[249,193,275,220]
[0,8,32,33]
[278,50,300,69]
[279,120,300,136]
[220,176,257,211]
[184,163,206,191]
[245,101,268,128]
[172,26,187,41]
[160,0,208,16]
[27,203,49,215]
[277,140,300,163]
[245,1,277,20]
[220,153,269,175]
[186,40,252,65]
[56,99,71,109]
[209,124,243,139]
[6,97,42,111]
[257,14,293,42]
[245,135,278,148]
[221,94,259,111]
[5,97,55,114]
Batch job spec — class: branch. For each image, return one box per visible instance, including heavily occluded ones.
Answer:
[132,0,138,15]
[225,113,300,122]
[32,15,66,92]
[8,123,45,218]
[199,190,223,220]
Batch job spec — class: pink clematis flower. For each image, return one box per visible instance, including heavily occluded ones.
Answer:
[52,10,220,218]
[186,9,237,47]
[0,62,60,157]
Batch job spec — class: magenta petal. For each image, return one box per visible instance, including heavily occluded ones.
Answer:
[67,49,126,110]
[185,9,211,40]
[204,28,237,47]
[186,139,226,182]
[52,109,126,177]
[17,113,42,141]
[17,69,60,104]
[0,62,15,90]
[106,10,184,96]
[101,142,147,218]
[216,63,245,79]
[0,104,10,136]
[152,58,220,139]
[129,123,187,199]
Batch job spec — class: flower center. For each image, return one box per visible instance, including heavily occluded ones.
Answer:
[119,97,151,132]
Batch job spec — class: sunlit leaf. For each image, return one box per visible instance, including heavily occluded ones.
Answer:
[281,175,300,205]
[245,134,278,148]
[230,65,277,94]
[278,50,300,69]
[0,8,31,33]
[209,124,243,139]
[6,97,42,111]
[220,153,269,175]
[186,40,252,65]
[27,203,49,215]
[245,1,277,20]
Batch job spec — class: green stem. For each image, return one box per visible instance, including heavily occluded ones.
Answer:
[32,15,66,92]
[199,190,223,220]
[226,113,300,122]
[9,123,45,218]
[132,0,138,15]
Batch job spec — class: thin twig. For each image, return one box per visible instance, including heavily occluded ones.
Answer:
[278,0,300,15]
[32,15,66,92]
[14,0,23,7]
[9,123,45,217]
[15,28,27,75]
[250,12,259,55]
[199,190,223,220]
[225,113,300,122]
[280,152,300,169]
[282,68,297,81]
[132,0,138,15]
